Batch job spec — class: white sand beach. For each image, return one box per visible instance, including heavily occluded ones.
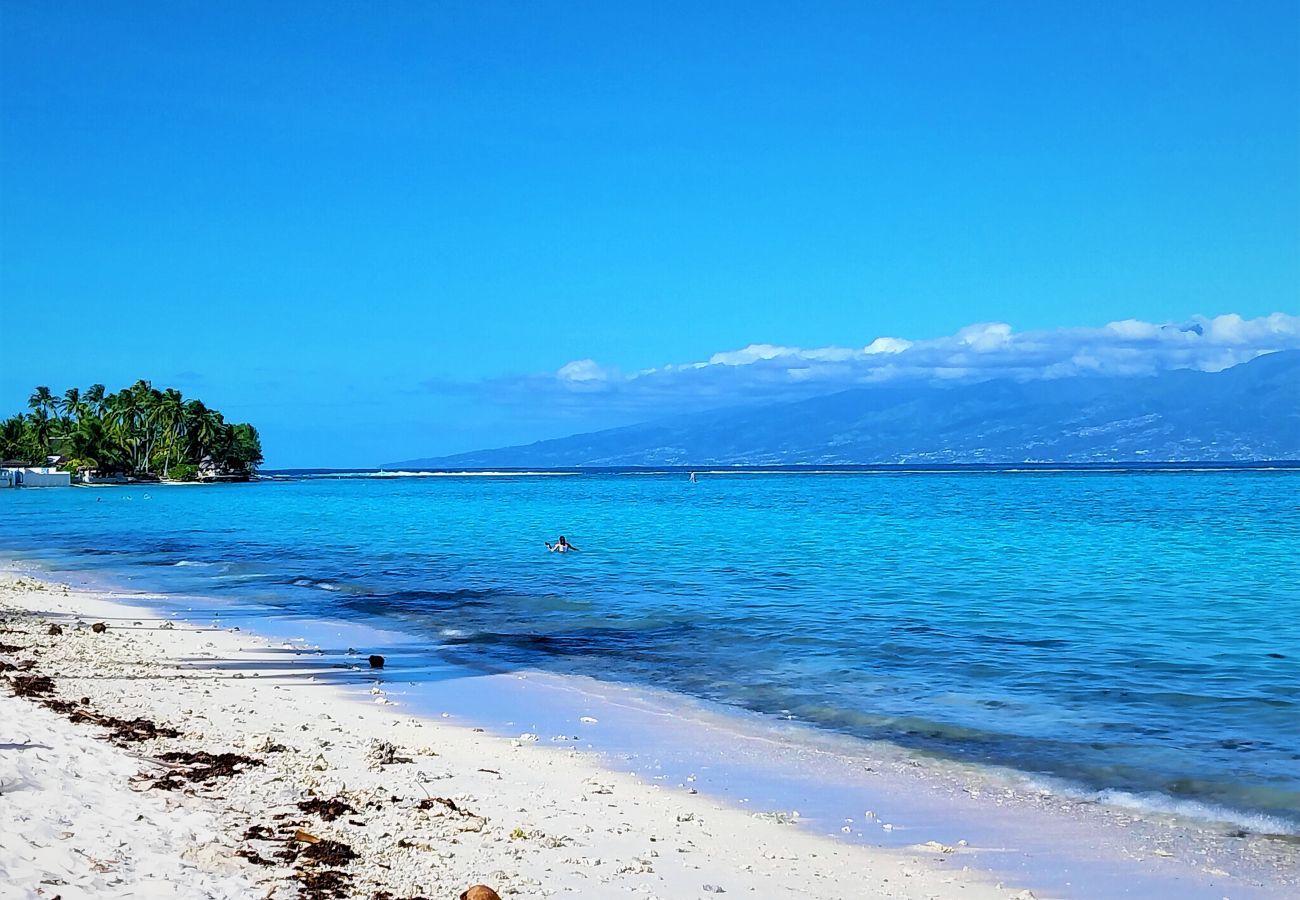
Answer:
[1,575,1028,900]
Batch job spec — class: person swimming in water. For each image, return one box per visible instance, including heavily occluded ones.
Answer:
[546,535,578,553]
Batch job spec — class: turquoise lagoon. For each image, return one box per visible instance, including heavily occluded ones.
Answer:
[3,468,1298,836]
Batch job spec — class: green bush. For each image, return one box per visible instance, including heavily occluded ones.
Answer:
[167,463,199,482]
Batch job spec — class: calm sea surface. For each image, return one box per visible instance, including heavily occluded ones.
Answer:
[3,470,1298,831]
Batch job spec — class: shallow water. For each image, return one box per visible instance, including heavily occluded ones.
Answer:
[3,469,1298,833]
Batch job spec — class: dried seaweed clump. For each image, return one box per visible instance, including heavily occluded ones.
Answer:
[151,750,264,789]
[297,798,357,822]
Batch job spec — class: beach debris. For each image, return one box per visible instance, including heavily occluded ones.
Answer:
[150,750,263,789]
[296,867,352,900]
[415,795,483,821]
[246,733,288,753]
[368,654,385,668]
[91,622,107,633]
[0,642,24,654]
[366,740,410,766]
[417,795,462,813]
[579,715,598,724]
[235,847,276,867]
[459,887,502,900]
[68,708,180,744]
[9,675,55,697]
[297,797,357,821]
[300,838,356,865]
[416,795,487,832]
[243,824,277,841]
[47,624,63,636]
[703,885,726,894]
[294,828,322,844]
[26,684,182,744]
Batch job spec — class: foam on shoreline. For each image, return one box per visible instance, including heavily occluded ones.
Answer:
[0,574,1023,900]
[3,568,1298,898]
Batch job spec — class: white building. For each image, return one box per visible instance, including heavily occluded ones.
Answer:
[0,463,72,487]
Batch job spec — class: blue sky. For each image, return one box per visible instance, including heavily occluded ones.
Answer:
[2,1,1296,466]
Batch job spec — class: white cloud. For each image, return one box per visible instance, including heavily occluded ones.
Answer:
[864,337,913,354]
[556,358,613,383]
[956,322,1014,351]
[707,344,795,366]
[478,312,1299,420]
[1105,319,1161,340]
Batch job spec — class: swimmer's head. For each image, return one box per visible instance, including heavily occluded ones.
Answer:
[558,536,567,545]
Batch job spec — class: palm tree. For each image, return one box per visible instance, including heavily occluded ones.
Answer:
[27,408,53,460]
[1,415,27,462]
[56,389,84,452]
[28,386,54,418]
[64,416,107,474]
[85,384,107,418]
[157,388,186,475]
[8,381,260,479]
[199,409,226,461]
[60,387,82,420]
[106,388,145,473]
[183,399,203,449]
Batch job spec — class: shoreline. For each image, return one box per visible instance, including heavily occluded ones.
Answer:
[15,551,1300,845]
[2,573,1024,899]
[3,571,1298,897]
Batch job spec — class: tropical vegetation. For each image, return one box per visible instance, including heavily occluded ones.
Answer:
[1,381,262,481]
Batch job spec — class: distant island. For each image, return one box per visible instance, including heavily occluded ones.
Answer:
[1,381,262,483]
[393,349,1300,468]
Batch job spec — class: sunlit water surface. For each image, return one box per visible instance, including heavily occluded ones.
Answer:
[3,469,1297,833]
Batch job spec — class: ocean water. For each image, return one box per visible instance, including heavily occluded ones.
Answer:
[3,469,1298,834]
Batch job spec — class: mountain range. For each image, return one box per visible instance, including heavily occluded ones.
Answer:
[393,350,1300,467]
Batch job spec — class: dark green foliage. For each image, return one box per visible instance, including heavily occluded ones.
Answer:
[167,463,200,482]
[1,381,263,478]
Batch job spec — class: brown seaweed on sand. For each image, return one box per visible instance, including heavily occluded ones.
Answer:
[150,750,263,789]
[299,839,357,866]
[9,674,55,697]
[243,824,277,841]
[235,847,276,867]
[88,713,181,745]
[297,798,357,822]
[296,868,353,900]
[37,694,181,745]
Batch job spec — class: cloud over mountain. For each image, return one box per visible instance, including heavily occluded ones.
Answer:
[519,313,1300,414]
[398,347,1300,468]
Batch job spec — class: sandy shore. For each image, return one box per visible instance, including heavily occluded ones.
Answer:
[1,575,1028,900]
